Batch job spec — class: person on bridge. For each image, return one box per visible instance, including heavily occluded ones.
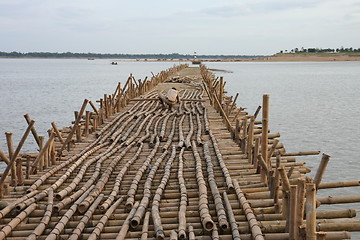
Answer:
[158,87,180,111]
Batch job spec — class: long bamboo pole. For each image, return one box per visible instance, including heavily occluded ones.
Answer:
[306,183,317,240]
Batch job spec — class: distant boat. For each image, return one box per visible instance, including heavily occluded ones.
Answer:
[192,60,201,64]
[88,58,95,60]
[111,62,118,65]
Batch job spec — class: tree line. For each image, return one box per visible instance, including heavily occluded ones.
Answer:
[279,47,360,54]
[0,51,262,59]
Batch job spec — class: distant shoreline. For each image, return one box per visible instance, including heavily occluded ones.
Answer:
[1,54,360,62]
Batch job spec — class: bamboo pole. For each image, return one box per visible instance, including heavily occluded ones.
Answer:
[116,202,139,240]
[140,211,151,240]
[223,192,241,240]
[288,185,298,239]
[68,194,104,240]
[306,183,317,240]
[0,150,10,165]
[0,120,34,196]
[178,147,187,240]
[188,225,196,240]
[261,94,269,165]
[26,189,53,240]
[232,179,265,240]
[88,197,123,240]
[247,116,255,164]
[24,114,40,146]
[314,153,330,190]
[152,146,176,240]
[5,132,16,186]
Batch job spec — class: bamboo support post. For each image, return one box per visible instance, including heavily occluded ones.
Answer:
[51,122,64,144]
[314,154,331,190]
[288,185,298,239]
[247,116,255,163]
[261,94,269,165]
[306,183,317,240]
[279,166,290,220]
[5,132,16,186]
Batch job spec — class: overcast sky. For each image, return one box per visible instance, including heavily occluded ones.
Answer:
[1,0,359,55]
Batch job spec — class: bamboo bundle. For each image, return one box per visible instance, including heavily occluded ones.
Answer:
[177,114,186,149]
[68,194,104,240]
[152,146,176,240]
[100,144,143,211]
[116,202,140,240]
[88,197,123,240]
[140,211,151,240]
[209,130,234,192]
[177,147,187,240]
[126,138,160,209]
[54,142,108,200]
[131,150,169,228]
[26,140,108,193]
[185,113,194,149]
[162,117,177,151]
[233,179,265,240]
[26,189,54,240]
[0,203,37,240]
[223,192,241,240]
[203,142,229,231]
[45,186,94,240]
[78,142,135,213]
[192,141,214,232]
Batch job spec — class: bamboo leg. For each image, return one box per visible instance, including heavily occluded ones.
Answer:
[38,136,44,171]
[85,111,90,137]
[306,183,317,240]
[314,154,330,190]
[261,94,269,165]
[5,132,16,187]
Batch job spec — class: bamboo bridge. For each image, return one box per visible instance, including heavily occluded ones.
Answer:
[0,64,359,240]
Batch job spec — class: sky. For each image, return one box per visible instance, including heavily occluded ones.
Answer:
[0,0,359,55]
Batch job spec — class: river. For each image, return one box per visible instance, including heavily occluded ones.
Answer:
[0,58,359,235]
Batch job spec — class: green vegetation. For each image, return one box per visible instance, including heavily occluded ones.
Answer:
[278,47,360,54]
[0,51,263,59]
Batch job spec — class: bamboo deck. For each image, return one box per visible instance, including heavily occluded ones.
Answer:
[0,65,359,240]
